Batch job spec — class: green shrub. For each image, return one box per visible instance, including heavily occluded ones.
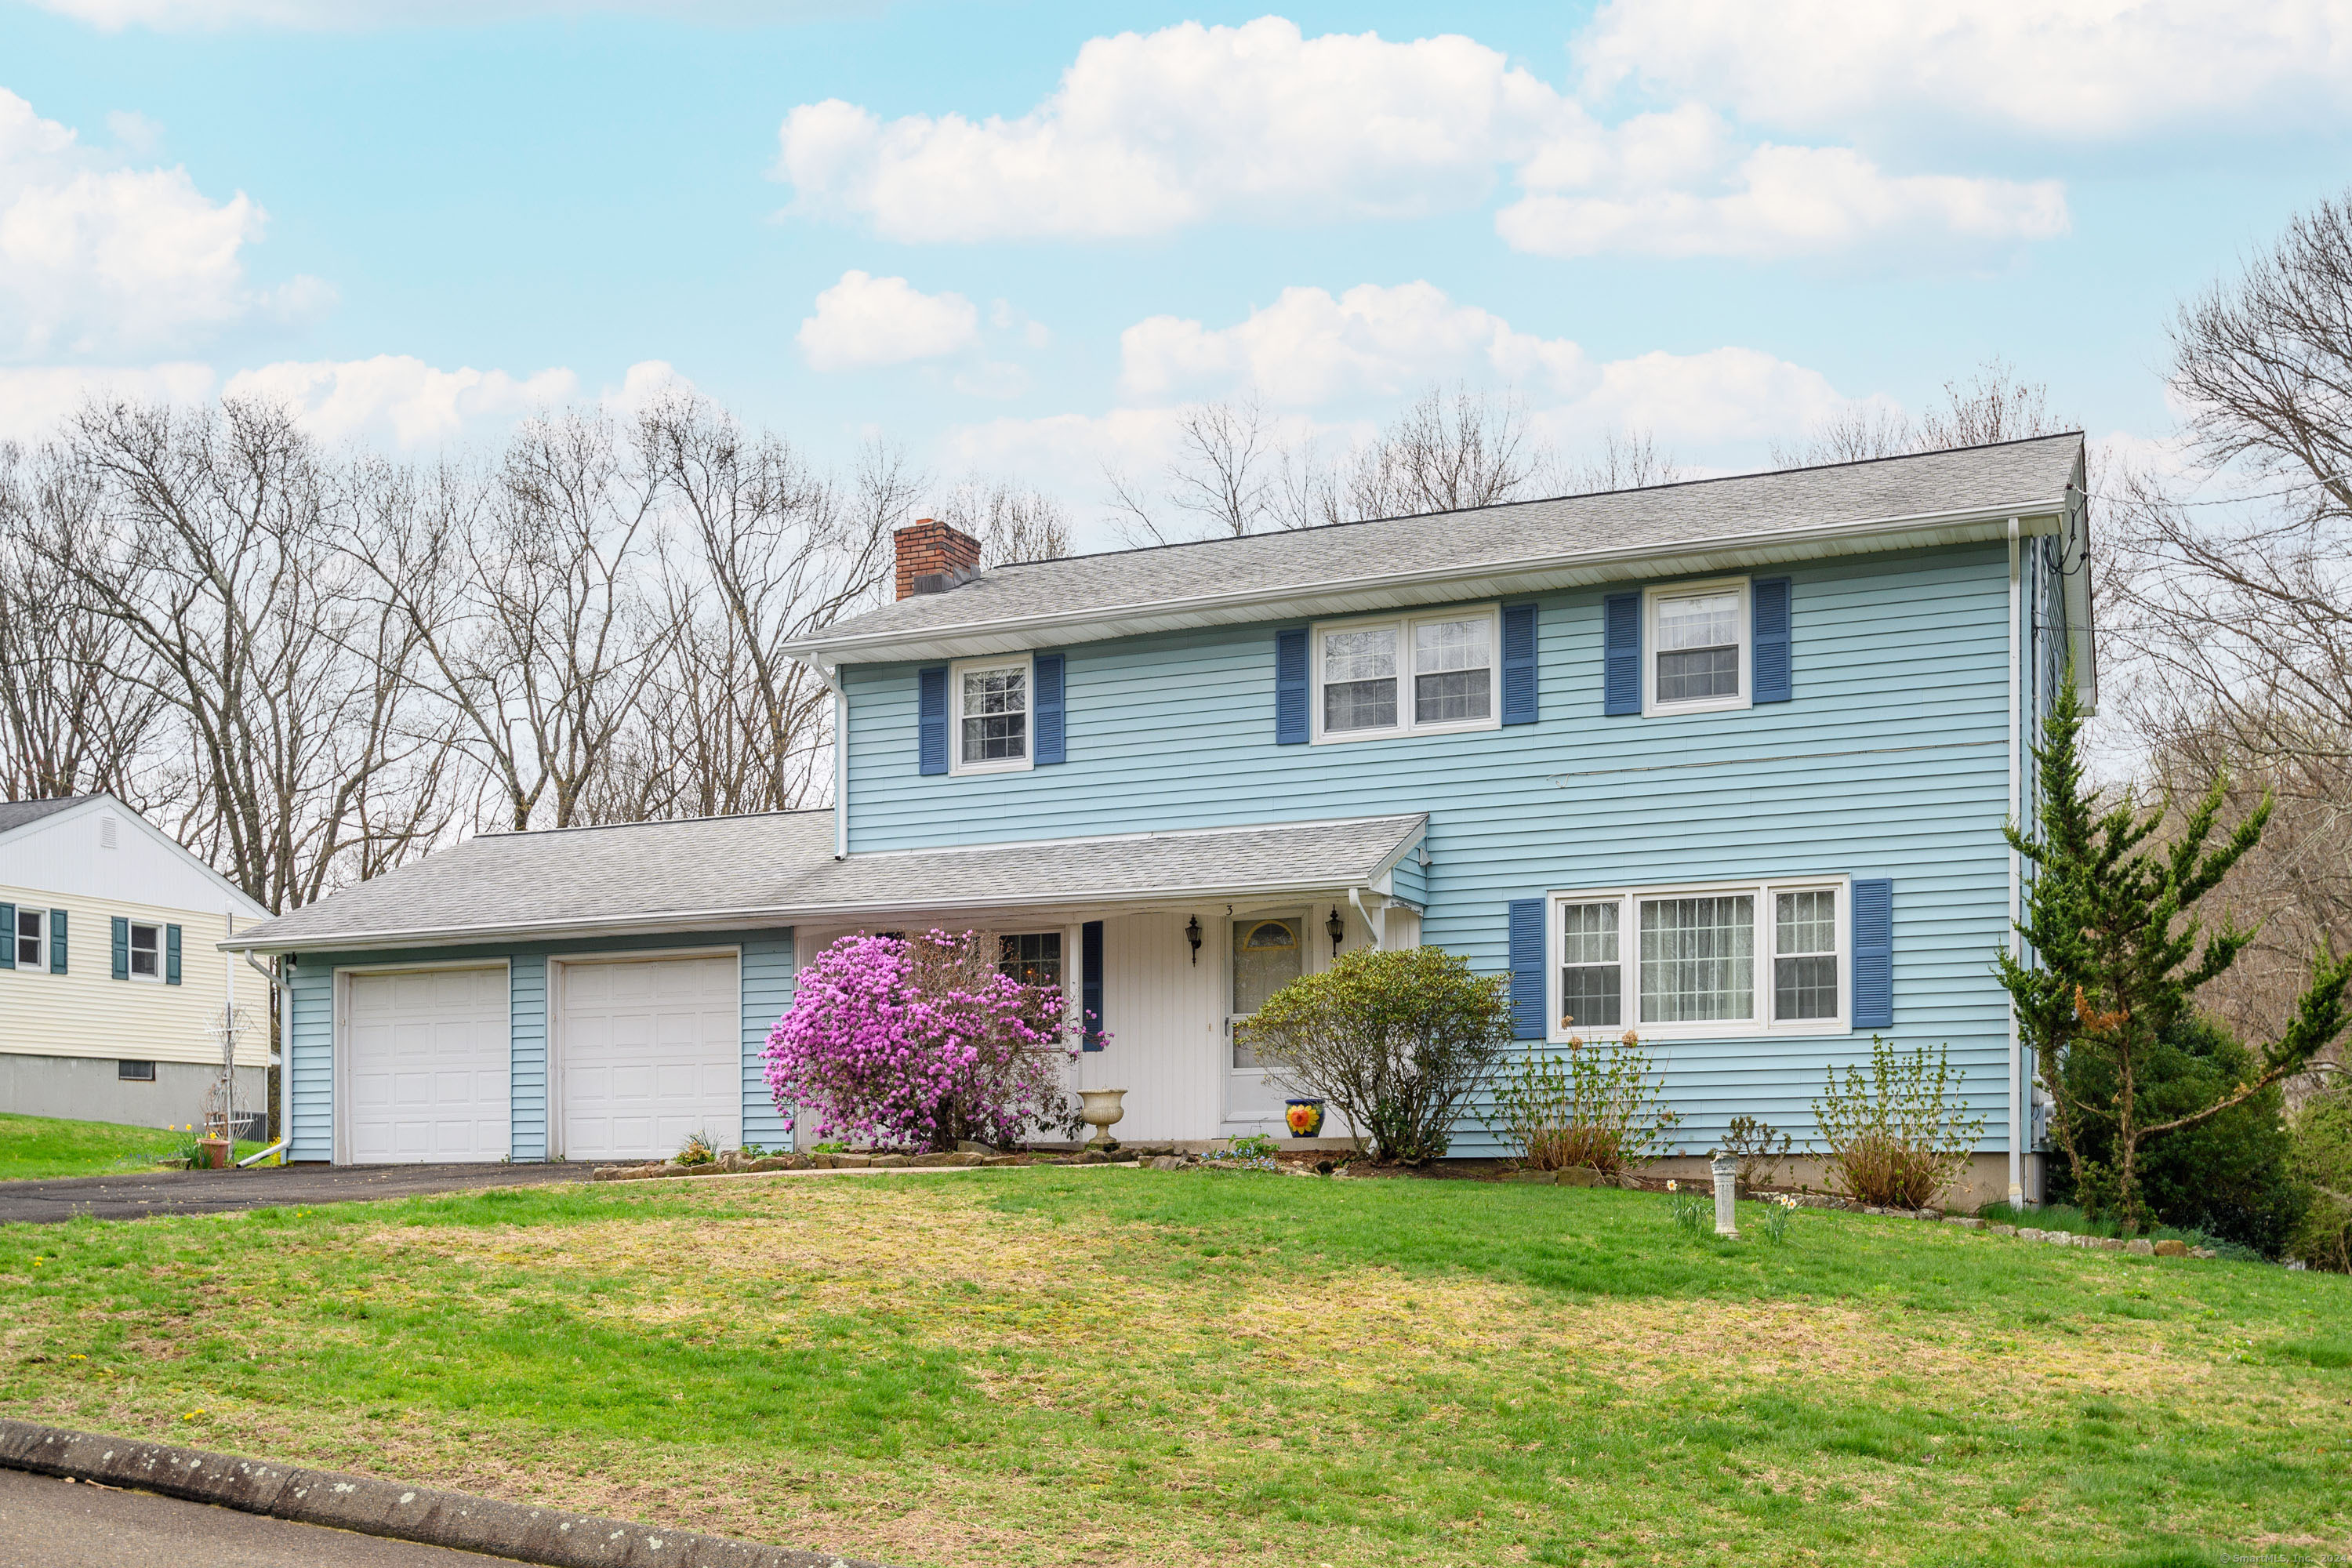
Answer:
[2287,1081,2352,1272]
[1236,946,1512,1165]
[1490,1033,1680,1177]
[1812,1037,1984,1209]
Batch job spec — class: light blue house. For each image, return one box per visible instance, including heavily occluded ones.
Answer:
[229,435,2089,1206]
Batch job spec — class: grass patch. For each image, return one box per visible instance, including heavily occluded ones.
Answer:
[0,1112,256,1181]
[2,1169,2347,1567]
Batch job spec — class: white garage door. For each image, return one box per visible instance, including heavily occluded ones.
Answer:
[555,955,739,1162]
[346,965,510,1164]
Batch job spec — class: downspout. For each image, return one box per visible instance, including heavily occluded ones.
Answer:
[242,945,287,1162]
[823,664,849,860]
[2006,517,2025,1210]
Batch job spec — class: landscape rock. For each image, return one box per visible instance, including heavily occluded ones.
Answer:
[2153,1239,2190,1257]
[1151,1155,1181,1171]
[1915,1209,1942,1221]
[2126,1239,2154,1255]
[1945,1217,1986,1230]
[2096,1237,2126,1251]
[1503,1170,1557,1185]
[869,1154,912,1168]
[1990,1223,2018,1236]
[982,1154,1029,1167]
[2190,1247,2217,1259]
[1558,1168,1603,1188]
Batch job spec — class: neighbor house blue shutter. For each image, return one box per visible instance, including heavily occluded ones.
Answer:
[1850,878,1893,1030]
[1274,628,1309,744]
[1033,652,1065,765]
[49,909,66,974]
[1080,920,1105,1051]
[916,666,949,775]
[1602,592,1642,716]
[1508,898,1547,1040]
[1501,603,1538,725]
[1753,577,1793,703]
[111,916,129,980]
[0,903,13,971]
[165,924,182,985]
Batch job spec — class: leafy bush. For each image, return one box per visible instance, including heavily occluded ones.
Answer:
[763,930,1076,1152]
[1236,946,1512,1165]
[1490,1033,1680,1177]
[2052,1014,2308,1256]
[2288,1081,2352,1272]
[1722,1113,1794,1192]
[1812,1037,1985,1208]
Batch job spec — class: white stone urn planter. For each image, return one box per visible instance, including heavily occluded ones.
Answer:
[1077,1088,1127,1148]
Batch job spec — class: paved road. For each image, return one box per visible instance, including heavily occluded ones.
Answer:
[0,1466,512,1566]
[0,1162,597,1225]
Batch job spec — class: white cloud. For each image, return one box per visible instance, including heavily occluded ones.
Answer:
[1543,347,1846,446]
[222,354,580,448]
[598,358,697,416]
[797,269,981,372]
[33,0,845,28]
[774,17,2069,261]
[0,361,214,441]
[1576,0,2352,139]
[0,89,327,358]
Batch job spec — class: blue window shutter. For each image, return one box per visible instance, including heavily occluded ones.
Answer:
[1851,878,1893,1029]
[1508,898,1547,1040]
[1033,652,1065,765]
[49,909,67,974]
[1081,920,1105,1051]
[1602,592,1642,716]
[111,916,129,980]
[1501,603,1538,725]
[916,666,949,775]
[165,924,183,985]
[0,902,13,971]
[1753,577,1793,703]
[1274,628,1309,744]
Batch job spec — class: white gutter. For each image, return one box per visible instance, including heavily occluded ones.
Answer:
[2007,516,2025,1210]
[822,665,848,860]
[782,497,2073,670]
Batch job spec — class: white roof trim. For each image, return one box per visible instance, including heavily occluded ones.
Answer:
[786,498,2071,670]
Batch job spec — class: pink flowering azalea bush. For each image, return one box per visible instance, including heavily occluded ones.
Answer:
[763,929,1080,1152]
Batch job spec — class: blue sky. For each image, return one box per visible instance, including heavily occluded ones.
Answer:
[4,0,2349,543]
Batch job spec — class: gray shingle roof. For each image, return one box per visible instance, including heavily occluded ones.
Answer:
[793,434,2085,661]
[225,811,1428,951]
[0,796,93,837]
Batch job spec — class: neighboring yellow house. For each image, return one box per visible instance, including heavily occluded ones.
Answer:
[1,795,271,1134]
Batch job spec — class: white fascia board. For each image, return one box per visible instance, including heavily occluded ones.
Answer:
[785,499,2071,672]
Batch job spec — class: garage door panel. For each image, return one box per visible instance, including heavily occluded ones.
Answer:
[557,956,739,1162]
[347,967,510,1165]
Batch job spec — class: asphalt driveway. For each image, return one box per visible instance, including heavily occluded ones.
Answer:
[0,1161,597,1225]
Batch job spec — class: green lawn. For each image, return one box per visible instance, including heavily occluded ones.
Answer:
[2,1168,2347,1568]
[0,1112,194,1181]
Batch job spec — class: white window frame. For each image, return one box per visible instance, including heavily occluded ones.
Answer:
[1545,876,1849,1042]
[1309,604,1503,745]
[13,907,46,973]
[128,920,163,982]
[948,652,1035,776]
[1643,577,1751,717]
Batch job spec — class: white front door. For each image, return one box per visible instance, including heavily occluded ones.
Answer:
[556,954,740,1161]
[1224,913,1305,1128]
[345,965,510,1164]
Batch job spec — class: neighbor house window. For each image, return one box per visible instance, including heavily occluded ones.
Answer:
[1647,581,1749,713]
[129,922,161,979]
[1313,607,1498,742]
[951,656,1030,773]
[999,931,1063,988]
[1548,879,1845,1037]
[14,908,43,971]
[118,1060,156,1082]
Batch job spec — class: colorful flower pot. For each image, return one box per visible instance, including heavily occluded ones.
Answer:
[1284,1098,1326,1138]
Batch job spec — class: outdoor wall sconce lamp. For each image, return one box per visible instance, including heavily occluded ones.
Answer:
[1185,915,1202,963]
[1327,906,1345,954]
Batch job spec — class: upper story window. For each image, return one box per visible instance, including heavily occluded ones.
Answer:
[1646,579,1750,715]
[1548,877,1846,1039]
[951,655,1031,774]
[14,908,45,971]
[129,921,162,980]
[1313,606,1499,743]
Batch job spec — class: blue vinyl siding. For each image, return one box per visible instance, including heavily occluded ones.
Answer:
[840,543,2022,1155]
[741,930,797,1149]
[284,927,795,1163]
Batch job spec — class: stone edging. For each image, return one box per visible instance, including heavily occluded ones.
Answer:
[0,1418,892,1568]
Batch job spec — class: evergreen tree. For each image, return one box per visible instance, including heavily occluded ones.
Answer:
[2000,673,2352,1232]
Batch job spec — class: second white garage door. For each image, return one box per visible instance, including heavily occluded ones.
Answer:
[555,955,740,1161]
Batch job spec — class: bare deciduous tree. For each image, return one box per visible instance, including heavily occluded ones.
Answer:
[1773,358,2065,468]
[932,473,1072,564]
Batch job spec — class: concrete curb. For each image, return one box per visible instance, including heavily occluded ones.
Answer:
[0,1419,892,1568]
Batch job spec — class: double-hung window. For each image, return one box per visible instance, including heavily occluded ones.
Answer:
[950,655,1031,774]
[129,922,162,980]
[1312,607,1499,742]
[13,909,45,971]
[1548,878,1846,1037]
[1646,579,1750,714]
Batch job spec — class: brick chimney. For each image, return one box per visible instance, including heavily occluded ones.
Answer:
[893,517,983,600]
